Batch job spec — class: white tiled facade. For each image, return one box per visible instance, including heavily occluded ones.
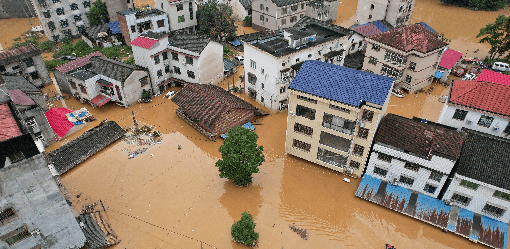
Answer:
[366,143,455,198]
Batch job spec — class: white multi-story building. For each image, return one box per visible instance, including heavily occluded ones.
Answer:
[117,9,170,45]
[365,114,465,198]
[437,80,510,138]
[441,128,510,223]
[240,17,364,113]
[355,0,415,28]
[155,0,196,33]
[131,32,224,94]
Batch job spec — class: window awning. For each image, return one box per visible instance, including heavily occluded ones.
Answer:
[323,50,344,59]
[434,71,444,79]
[97,79,113,87]
[291,61,305,71]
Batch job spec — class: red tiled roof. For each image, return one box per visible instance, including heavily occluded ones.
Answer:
[130,36,159,49]
[7,90,35,106]
[352,24,382,37]
[0,44,40,61]
[54,51,105,74]
[450,80,510,116]
[0,103,22,142]
[475,69,510,86]
[369,23,448,54]
[90,94,111,106]
[45,107,74,138]
[439,48,463,70]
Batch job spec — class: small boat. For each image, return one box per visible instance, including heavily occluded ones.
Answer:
[386,244,396,249]
[392,89,405,98]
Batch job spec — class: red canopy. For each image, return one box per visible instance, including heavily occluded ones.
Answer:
[45,108,74,138]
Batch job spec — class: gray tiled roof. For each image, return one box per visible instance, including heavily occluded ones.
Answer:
[89,56,146,82]
[456,128,510,190]
[168,34,211,54]
[271,0,307,7]
[77,213,109,249]
[239,0,252,9]
[223,58,235,72]
[84,23,111,39]
[140,31,169,40]
[2,75,41,92]
[69,70,97,81]
[48,121,126,175]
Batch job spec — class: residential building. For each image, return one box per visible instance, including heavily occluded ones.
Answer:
[240,17,365,113]
[117,9,170,45]
[48,121,126,175]
[475,69,510,86]
[155,0,196,33]
[81,22,124,47]
[53,51,106,96]
[285,60,395,178]
[251,0,308,31]
[362,23,448,93]
[305,0,338,24]
[355,0,415,28]
[0,102,23,144]
[437,80,510,138]
[30,0,131,42]
[63,56,151,108]
[131,32,224,94]
[2,75,48,111]
[0,45,51,87]
[0,134,87,248]
[171,84,262,140]
[365,114,465,198]
[441,128,510,223]
[437,48,462,82]
[230,0,252,20]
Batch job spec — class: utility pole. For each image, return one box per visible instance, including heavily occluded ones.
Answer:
[132,111,138,130]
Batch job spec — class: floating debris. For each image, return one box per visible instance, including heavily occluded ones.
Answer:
[289,223,308,240]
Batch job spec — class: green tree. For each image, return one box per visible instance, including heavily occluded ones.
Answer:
[231,212,259,246]
[243,15,252,27]
[197,0,237,41]
[125,56,135,65]
[216,125,264,186]
[477,15,510,60]
[86,0,110,27]
[39,40,55,51]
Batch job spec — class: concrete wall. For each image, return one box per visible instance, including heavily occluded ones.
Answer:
[0,54,51,87]
[124,13,169,43]
[104,0,131,22]
[284,88,387,178]
[157,0,196,32]
[0,0,36,19]
[123,70,151,107]
[197,41,223,85]
[355,0,415,27]
[231,0,249,20]
[252,0,306,31]
[17,106,57,146]
[53,69,72,95]
[385,0,415,28]
[305,0,338,23]
[442,174,510,223]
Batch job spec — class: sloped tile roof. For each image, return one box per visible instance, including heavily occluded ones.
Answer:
[0,102,22,142]
[84,23,111,39]
[107,21,121,34]
[289,60,394,106]
[88,56,145,82]
[48,121,126,175]
[439,48,463,70]
[352,24,382,37]
[69,70,97,81]
[239,0,252,9]
[456,128,510,190]
[169,34,211,54]
[375,114,465,159]
[7,90,35,106]
[475,69,510,86]
[2,75,41,92]
[54,51,105,74]
[449,80,510,116]
[416,22,438,34]
[271,0,307,7]
[0,44,40,64]
[371,21,390,33]
[369,23,448,54]
[171,84,257,128]
[130,36,159,49]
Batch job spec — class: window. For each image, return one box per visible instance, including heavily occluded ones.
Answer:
[399,175,414,186]
[374,167,388,176]
[293,139,311,152]
[70,3,78,10]
[69,80,77,89]
[483,204,506,217]
[369,56,377,65]
[322,113,355,135]
[154,55,160,64]
[381,64,403,79]
[280,87,285,94]
[161,3,163,9]
[48,21,55,31]
[384,51,407,66]
[260,15,264,22]
[80,84,87,94]
[317,147,348,168]
[260,4,263,10]
[372,44,380,52]
[281,19,286,25]
[478,115,494,128]
[250,60,256,69]
[409,62,416,71]
[301,3,304,9]
[74,14,82,22]
[493,190,510,201]
[368,14,372,19]
[266,7,268,11]
[0,208,17,225]
[8,152,25,163]
[452,109,468,120]
[11,65,21,71]
[177,3,183,11]
[52,0,60,3]
[52,35,59,42]
[189,3,194,20]
[165,65,170,73]
[83,0,91,8]
[429,172,442,182]
[3,226,31,245]
[162,52,168,61]
[30,72,39,80]
[291,5,298,11]
[157,70,162,78]
[261,96,264,103]
[178,15,185,23]
[174,66,181,74]
[329,104,350,113]
[356,128,368,140]
[247,72,257,84]
[296,58,300,63]
[282,7,287,14]
[43,11,51,18]
[377,153,392,163]
[157,20,165,28]
[0,65,5,73]
[186,57,193,65]
[187,70,195,79]
[290,16,297,23]
[63,29,73,39]
[56,7,65,15]
[362,109,374,122]
[22,58,34,67]
[504,123,510,135]
[130,25,136,33]
[282,62,286,67]
[297,95,317,104]
[405,75,412,83]
[319,131,351,152]
[294,123,313,136]
[353,144,364,157]
[77,25,85,34]
[370,4,374,9]
[460,180,479,190]
[296,105,316,120]
[172,52,178,61]
[349,160,360,169]
[451,193,471,205]
[300,14,304,18]
[404,162,419,171]
[423,184,437,194]
[139,76,149,87]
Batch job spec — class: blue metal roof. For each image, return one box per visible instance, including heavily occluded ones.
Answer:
[107,21,121,34]
[417,22,438,34]
[229,38,243,46]
[372,21,390,33]
[434,71,444,78]
[289,60,394,107]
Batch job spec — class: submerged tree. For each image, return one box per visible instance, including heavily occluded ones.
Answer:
[216,125,264,186]
[196,0,237,41]
[477,15,510,60]
[231,212,259,246]
[87,0,110,26]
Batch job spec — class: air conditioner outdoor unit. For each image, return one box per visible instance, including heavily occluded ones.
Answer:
[346,168,354,174]
[444,200,452,206]
[31,229,41,236]
[391,177,398,185]
[465,119,472,124]
[493,126,500,131]
[289,111,296,116]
